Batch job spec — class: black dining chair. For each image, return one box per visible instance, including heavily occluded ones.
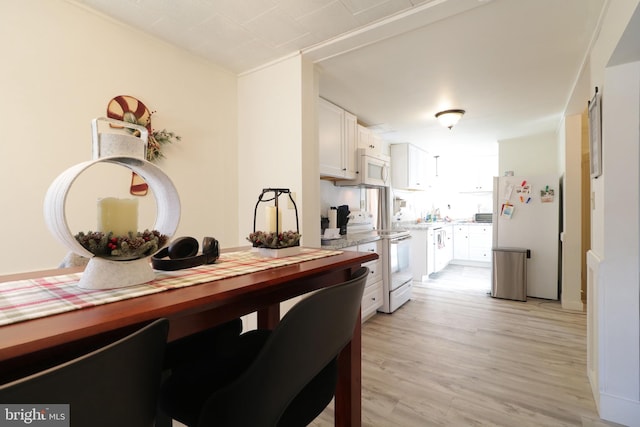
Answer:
[0,318,169,427]
[158,266,369,427]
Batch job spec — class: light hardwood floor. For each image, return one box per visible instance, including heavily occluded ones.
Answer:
[172,264,623,427]
[310,264,625,427]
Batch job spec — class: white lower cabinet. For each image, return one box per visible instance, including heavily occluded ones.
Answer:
[409,228,437,281]
[453,225,469,259]
[426,229,436,276]
[468,225,493,262]
[344,241,382,321]
[445,226,454,263]
[434,225,454,272]
[452,224,493,264]
[409,229,426,281]
[361,275,383,320]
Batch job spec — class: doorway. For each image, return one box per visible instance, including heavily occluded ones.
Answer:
[581,108,591,304]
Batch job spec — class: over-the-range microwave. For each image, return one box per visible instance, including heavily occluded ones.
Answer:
[336,148,390,187]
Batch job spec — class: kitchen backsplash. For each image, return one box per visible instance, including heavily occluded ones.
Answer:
[392,188,493,222]
[320,178,494,229]
[320,180,362,217]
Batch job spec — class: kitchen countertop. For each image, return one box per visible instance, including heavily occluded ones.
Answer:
[320,221,493,248]
[320,231,381,250]
[392,221,493,230]
[396,222,448,230]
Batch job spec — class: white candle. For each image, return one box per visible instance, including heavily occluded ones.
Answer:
[265,206,282,233]
[328,208,337,229]
[97,197,139,236]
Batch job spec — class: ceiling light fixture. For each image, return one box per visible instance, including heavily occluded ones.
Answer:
[435,109,465,130]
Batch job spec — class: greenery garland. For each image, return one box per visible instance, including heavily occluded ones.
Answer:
[122,110,181,163]
[247,231,301,249]
[75,229,168,259]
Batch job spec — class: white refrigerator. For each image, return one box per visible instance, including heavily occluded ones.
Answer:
[492,175,560,300]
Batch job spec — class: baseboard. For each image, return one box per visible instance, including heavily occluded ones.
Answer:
[599,392,640,427]
[561,298,585,311]
[588,366,599,412]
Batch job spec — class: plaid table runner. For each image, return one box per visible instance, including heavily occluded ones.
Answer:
[0,248,342,327]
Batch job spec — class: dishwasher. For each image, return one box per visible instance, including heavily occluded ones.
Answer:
[491,247,529,301]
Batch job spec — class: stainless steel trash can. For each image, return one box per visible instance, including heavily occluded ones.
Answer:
[491,247,528,301]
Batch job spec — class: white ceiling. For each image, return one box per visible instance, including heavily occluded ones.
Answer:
[72,0,605,158]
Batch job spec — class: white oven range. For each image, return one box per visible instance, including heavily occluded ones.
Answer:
[378,229,412,313]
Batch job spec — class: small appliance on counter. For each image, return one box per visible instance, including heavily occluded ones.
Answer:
[336,205,350,235]
[474,213,493,223]
[321,205,350,238]
[320,216,329,234]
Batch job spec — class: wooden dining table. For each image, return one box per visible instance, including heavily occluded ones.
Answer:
[0,247,377,426]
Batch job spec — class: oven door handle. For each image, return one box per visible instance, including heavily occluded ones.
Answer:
[390,236,412,243]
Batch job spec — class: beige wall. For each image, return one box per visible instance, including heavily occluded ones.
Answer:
[237,54,319,249]
[236,55,319,327]
[0,0,239,274]
[497,132,559,176]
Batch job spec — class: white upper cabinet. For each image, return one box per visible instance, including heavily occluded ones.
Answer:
[357,125,383,154]
[343,111,357,177]
[390,143,429,190]
[318,98,357,179]
[459,173,494,192]
[455,155,497,192]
